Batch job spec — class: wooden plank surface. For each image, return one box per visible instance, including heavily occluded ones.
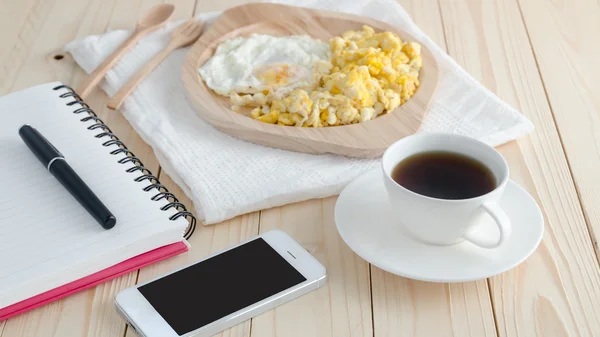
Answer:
[2,0,600,336]
[370,1,497,336]
[438,0,600,336]
[0,0,40,93]
[517,0,600,257]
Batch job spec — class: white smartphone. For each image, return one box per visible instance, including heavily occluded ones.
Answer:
[114,230,327,337]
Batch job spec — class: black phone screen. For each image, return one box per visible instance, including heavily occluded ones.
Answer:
[138,238,307,335]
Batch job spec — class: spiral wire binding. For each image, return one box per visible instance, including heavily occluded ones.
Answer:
[53,85,197,240]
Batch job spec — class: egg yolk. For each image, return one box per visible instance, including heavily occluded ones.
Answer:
[254,64,306,86]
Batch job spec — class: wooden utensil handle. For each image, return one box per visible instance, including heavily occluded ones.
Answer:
[76,30,145,99]
[107,44,176,110]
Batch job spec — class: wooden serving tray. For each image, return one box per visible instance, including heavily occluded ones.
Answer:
[182,3,439,158]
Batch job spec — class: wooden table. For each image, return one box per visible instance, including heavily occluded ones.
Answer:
[2,0,600,336]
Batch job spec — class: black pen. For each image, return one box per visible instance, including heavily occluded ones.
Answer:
[18,124,116,229]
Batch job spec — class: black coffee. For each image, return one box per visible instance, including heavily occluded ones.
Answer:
[391,151,496,200]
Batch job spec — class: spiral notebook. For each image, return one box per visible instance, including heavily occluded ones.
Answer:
[0,82,197,320]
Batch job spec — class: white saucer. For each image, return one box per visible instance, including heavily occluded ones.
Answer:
[334,169,544,283]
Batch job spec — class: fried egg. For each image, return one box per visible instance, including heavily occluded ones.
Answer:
[198,34,330,97]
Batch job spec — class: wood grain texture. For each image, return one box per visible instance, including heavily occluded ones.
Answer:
[517,0,600,259]
[0,0,195,336]
[0,0,43,93]
[371,275,497,337]
[1,273,137,337]
[369,2,497,336]
[183,2,439,158]
[252,197,373,337]
[438,0,600,335]
[2,0,600,336]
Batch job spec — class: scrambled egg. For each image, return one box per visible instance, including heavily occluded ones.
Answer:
[230,26,422,127]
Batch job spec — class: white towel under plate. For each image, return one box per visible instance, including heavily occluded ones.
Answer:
[65,0,533,225]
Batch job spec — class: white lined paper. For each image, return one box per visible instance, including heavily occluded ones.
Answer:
[0,82,188,308]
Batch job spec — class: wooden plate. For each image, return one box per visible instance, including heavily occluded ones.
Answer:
[182,3,439,158]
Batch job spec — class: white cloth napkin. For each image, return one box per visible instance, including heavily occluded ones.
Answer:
[65,0,533,225]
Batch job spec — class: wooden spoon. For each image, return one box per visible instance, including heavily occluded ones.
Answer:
[107,19,205,110]
[76,3,175,99]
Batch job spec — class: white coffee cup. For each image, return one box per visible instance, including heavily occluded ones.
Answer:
[381,132,511,249]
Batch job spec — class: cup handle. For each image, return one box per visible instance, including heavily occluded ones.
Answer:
[462,202,511,249]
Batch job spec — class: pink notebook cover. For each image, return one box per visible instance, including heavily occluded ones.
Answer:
[0,241,188,321]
